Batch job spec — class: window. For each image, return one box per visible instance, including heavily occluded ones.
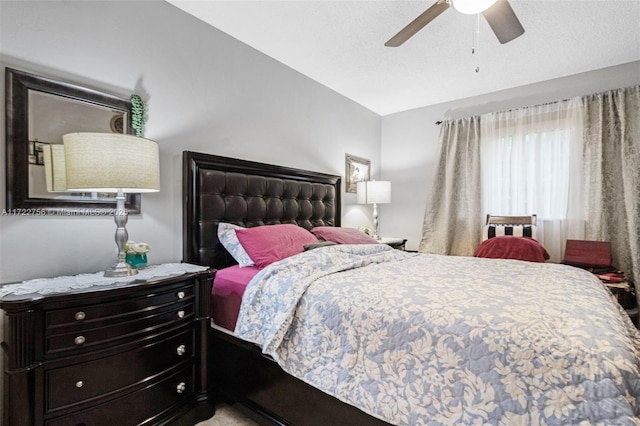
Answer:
[480,100,584,261]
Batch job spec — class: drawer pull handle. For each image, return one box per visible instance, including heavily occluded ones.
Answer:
[177,291,185,299]
[176,382,186,394]
[177,310,185,319]
[74,336,86,346]
[74,311,86,321]
[76,380,84,388]
[177,344,186,356]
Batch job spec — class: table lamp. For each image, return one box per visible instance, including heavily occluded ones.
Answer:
[43,144,68,192]
[357,180,391,240]
[63,132,160,277]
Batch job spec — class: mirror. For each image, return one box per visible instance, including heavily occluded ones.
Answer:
[5,68,140,214]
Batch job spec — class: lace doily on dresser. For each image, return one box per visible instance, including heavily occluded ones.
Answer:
[0,263,209,299]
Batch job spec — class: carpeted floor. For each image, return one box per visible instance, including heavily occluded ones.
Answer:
[195,402,265,426]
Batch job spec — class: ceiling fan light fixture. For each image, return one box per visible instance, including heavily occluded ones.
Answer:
[452,0,498,14]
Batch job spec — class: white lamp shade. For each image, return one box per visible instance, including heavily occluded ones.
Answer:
[452,0,497,14]
[43,144,68,192]
[357,181,391,204]
[63,133,160,193]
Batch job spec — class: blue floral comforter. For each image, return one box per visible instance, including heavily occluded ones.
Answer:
[235,244,640,425]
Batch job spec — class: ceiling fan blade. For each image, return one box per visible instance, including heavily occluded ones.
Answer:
[385,1,451,47]
[482,0,525,44]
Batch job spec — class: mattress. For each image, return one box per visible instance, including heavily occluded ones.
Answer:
[211,265,260,330]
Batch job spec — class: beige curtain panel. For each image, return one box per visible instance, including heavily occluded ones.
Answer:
[419,117,482,256]
[583,85,640,285]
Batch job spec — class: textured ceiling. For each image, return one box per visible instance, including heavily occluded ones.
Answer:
[166,0,640,116]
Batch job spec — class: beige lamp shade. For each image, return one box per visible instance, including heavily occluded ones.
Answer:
[43,144,68,192]
[357,181,391,205]
[63,133,160,193]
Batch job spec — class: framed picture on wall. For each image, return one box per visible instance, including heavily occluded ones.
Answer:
[345,154,370,193]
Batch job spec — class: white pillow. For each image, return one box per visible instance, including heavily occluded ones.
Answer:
[217,223,255,267]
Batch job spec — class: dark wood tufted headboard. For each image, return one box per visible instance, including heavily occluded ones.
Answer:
[182,151,342,270]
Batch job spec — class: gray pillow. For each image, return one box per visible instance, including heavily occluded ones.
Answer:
[303,241,337,251]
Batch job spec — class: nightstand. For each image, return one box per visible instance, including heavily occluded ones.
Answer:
[1,263,215,426]
[379,237,407,250]
[602,280,638,327]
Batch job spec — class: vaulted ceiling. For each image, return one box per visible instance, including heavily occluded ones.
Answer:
[167,0,640,116]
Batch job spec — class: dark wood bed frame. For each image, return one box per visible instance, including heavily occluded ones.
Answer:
[182,151,389,426]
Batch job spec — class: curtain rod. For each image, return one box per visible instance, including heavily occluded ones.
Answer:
[433,83,639,126]
[433,98,572,125]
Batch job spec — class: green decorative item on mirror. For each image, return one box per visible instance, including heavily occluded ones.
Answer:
[131,94,146,137]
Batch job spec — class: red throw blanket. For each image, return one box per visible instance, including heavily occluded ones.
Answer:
[474,236,550,262]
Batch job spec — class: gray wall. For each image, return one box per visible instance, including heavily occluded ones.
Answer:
[0,0,382,283]
[380,61,640,251]
[0,0,382,410]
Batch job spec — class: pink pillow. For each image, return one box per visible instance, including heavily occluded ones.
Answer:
[235,224,318,268]
[474,236,550,263]
[311,227,379,245]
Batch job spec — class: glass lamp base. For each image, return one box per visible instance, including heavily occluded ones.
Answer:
[104,261,139,277]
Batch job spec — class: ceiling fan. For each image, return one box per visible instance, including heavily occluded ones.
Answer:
[385,0,525,47]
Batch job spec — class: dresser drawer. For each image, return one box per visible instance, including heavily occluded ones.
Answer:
[46,284,193,329]
[45,364,195,426]
[2,267,213,426]
[46,301,194,355]
[45,327,194,413]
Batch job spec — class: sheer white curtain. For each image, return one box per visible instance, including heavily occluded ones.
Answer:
[480,98,585,261]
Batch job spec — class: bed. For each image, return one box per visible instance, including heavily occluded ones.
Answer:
[182,151,640,425]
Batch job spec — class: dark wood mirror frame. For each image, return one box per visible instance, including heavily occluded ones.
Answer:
[5,67,141,214]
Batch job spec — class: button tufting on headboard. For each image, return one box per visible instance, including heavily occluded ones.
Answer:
[183,151,341,270]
